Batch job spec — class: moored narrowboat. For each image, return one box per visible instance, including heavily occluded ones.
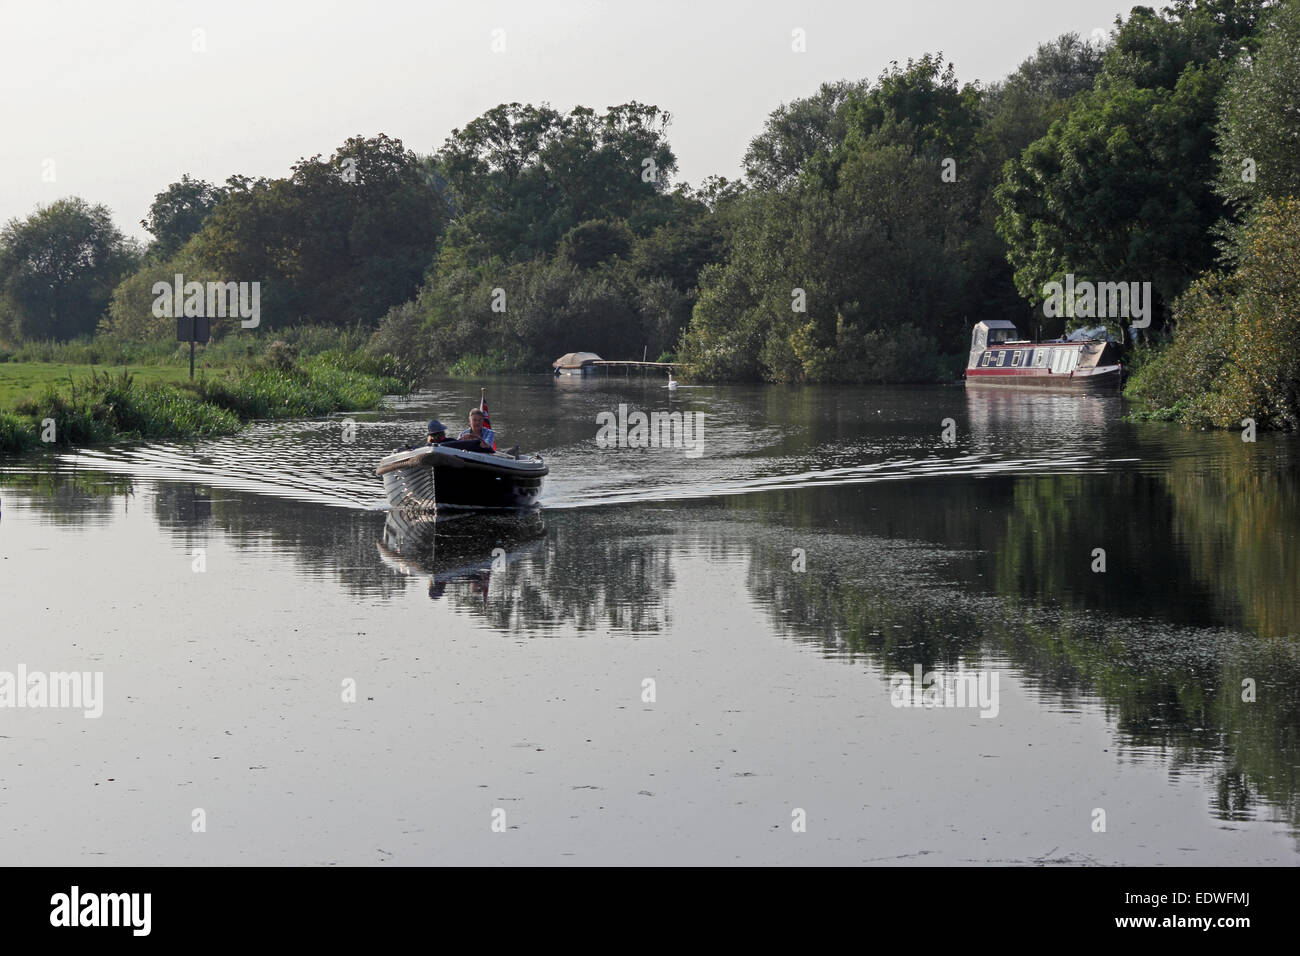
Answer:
[964,320,1122,389]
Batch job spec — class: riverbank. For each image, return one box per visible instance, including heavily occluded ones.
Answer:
[0,354,403,455]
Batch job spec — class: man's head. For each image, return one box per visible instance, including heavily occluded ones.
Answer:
[427,419,447,444]
[468,409,485,432]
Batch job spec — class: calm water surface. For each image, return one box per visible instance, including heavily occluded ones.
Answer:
[1,377,1296,864]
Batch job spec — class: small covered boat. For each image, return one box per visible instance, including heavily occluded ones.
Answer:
[375,443,548,512]
[552,351,602,376]
[964,320,1123,389]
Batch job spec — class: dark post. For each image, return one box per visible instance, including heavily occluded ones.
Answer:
[177,316,211,380]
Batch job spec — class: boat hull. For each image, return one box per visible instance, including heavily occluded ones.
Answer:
[431,458,546,509]
[965,364,1122,389]
[377,445,547,512]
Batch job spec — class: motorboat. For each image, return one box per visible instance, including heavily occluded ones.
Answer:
[375,442,547,511]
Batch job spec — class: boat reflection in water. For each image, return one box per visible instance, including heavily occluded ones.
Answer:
[376,509,546,603]
[964,383,1122,455]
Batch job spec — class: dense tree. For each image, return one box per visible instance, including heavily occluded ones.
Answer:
[110,175,302,336]
[627,214,723,296]
[140,175,226,260]
[282,133,448,326]
[369,250,689,375]
[742,81,866,190]
[106,135,447,335]
[996,0,1270,335]
[557,219,634,270]
[0,198,140,341]
[979,33,1105,169]
[1103,0,1265,90]
[996,70,1227,335]
[433,102,678,262]
[369,102,708,372]
[1214,0,1300,214]
[1126,197,1300,428]
[185,175,293,301]
[682,56,989,383]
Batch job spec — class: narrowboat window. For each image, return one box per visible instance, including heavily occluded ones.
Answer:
[1011,350,1023,367]
[981,351,993,366]
[997,351,1006,367]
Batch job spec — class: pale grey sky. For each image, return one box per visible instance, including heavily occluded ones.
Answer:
[1,0,1130,240]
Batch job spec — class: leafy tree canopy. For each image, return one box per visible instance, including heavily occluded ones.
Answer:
[140,175,226,260]
[1214,0,1300,214]
[434,102,678,263]
[1,197,140,341]
[995,0,1271,334]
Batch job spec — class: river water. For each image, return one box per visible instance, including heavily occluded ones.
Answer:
[1,376,1296,864]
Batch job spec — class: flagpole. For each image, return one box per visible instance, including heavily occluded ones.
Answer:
[480,387,494,450]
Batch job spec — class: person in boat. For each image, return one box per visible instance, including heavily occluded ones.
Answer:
[457,408,496,451]
[432,409,497,452]
[426,420,450,445]
[431,405,519,456]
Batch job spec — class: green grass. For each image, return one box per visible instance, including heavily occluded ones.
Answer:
[447,349,529,377]
[5,369,243,449]
[0,342,405,455]
[196,357,401,419]
[0,326,395,385]
[0,325,407,414]
[0,338,177,365]
[0,411,40,453]
[0,363,203,410]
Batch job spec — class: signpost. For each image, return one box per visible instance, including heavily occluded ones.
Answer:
[176,316,211,380]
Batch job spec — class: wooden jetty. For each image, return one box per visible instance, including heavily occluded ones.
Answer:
[591,360,675,374]
[553,352,676,377]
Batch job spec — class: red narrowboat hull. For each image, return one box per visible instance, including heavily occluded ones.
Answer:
[965,364,1122,389]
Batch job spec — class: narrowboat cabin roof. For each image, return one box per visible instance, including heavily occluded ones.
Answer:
[970,320,1026,348]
